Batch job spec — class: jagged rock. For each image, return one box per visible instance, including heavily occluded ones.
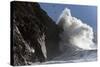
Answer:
[11,1,61,66]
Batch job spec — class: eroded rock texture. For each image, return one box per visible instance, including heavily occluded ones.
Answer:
[11,1,61,66]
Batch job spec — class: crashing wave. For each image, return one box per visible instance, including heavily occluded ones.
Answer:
[57,8,97,51]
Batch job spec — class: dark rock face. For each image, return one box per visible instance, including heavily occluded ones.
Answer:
[11,1,61,66]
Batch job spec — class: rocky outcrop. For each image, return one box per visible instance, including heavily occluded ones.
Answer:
[11,1,61,66]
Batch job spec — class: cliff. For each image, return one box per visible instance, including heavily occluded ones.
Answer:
[11,1,61,66]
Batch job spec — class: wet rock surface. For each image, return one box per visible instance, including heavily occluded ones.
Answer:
[11,1,61,66]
